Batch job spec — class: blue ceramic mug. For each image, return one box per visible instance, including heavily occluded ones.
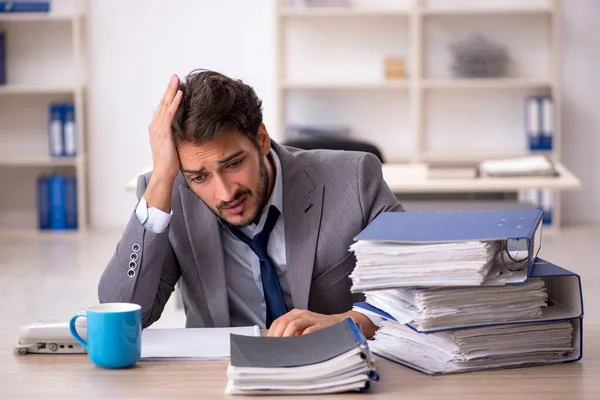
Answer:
[70,303,142,369]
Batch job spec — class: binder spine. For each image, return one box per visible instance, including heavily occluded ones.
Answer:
[36,175,50,230]
[541,96,554,151]
[0,1,50,12]
[0,31,5,85]
[525,96,541,151]
[49,174,67,230]
[65,175,78,229]
[48,103,65,157]
[346,317,368,346]
[63,103,77,156]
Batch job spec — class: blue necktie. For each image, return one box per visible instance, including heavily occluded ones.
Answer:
[228,205,287,327]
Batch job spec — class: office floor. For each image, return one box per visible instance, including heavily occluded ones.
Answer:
[0,225,598,333]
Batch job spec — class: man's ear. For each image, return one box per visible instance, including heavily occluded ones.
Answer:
[257,124,271,156]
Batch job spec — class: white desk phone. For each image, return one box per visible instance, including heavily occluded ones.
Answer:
[13,318,87,355]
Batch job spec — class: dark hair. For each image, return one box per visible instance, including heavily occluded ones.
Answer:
[171,69,263,147]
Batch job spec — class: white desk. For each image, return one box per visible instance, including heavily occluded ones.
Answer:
[2,327,599,399]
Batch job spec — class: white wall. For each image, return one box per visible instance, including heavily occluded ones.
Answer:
[87,0,277,229]
[87,0,599,229]
[560,0,600,225]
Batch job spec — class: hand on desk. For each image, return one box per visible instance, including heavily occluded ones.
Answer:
[267,309,377,339]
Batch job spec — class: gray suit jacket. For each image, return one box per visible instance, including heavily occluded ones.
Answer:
[98,142,404,328]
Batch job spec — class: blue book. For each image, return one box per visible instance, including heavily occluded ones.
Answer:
[49,174,67,230]
[0,1,50,12]
[48,103,64,157]
[36,175,51,230]
[65,175,77,229]
[0,31,5,85]
[63,103,77,156]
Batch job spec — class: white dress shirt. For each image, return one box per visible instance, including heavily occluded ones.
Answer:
[135,148,381,328]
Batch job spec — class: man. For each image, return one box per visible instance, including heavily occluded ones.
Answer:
[98,69,404,338]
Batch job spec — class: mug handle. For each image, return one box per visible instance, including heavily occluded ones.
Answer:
[69,311,88,349]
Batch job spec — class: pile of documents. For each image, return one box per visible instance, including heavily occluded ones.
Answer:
[350,240,527,289]
[371,320,574,375]
[479,155,557,177]
[225,318,378,395]
[364,279,548,331]
[350,210,583,374]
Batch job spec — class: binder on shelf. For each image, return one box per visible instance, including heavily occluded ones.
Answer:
[356,258,583,375]
[0,1,50,12]
[525,96,541,151]
[36,175,50,230]
[352,209,544,286]
[65,175,77,229]
[48,104,64,157]
[541,96,554,151]
[354,258,583,334]
[49,175,67,230]
[0,31,5,85]
[63,103,77,156]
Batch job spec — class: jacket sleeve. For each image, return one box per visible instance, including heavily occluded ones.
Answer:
[98,174,181,328]
[357,153,405,226]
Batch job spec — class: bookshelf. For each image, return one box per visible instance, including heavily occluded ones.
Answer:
[276,0,580,231]
[0,0,88,232]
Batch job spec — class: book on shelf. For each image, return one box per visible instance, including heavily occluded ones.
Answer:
[0,1,50,13]
[48,102,77,158]
[37,173,77,230]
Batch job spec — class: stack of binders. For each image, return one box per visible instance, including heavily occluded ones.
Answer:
[350,209,583,375]
[225,318,379,395]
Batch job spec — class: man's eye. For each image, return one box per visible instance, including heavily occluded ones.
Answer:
[192,175,205,183]
[227,159,243,169]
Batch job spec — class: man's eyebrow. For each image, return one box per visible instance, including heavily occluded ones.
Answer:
[181,151,245,174]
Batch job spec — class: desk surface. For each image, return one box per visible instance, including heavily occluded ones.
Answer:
[2,326,599,400]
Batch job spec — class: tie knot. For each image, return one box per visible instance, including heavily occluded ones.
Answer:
[228,205,280,256]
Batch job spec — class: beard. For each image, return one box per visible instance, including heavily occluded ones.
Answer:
[214,156,270,228]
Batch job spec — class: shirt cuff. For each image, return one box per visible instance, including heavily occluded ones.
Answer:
[352,306,386,328]
[135,196,173,234]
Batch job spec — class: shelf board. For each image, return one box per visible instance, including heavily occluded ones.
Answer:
[0,13,77,22]
[0,155,80,167]
[421,7,552,16]
[280,8,409,17]
[420,150,554,163]
[0,84,80,95]
[422,78,552,90]
[282,81,409,90]
[382,162,581,194]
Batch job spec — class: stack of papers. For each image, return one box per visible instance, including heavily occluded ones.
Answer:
[365,278,547,331]
[479,155,557,177]
[225,319,378,395]
[350,240,527,289]
[371,319,574,375]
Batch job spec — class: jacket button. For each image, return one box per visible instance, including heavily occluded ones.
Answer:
[130,252,138,262]
[127,269,136,278]
[132,243,140,252]
[129,260,137,270]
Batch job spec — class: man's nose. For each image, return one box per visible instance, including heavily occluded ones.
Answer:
[215,175,236,203]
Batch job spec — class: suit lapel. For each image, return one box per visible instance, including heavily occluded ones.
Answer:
[179,185,230,327]
[277,143,325,310]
